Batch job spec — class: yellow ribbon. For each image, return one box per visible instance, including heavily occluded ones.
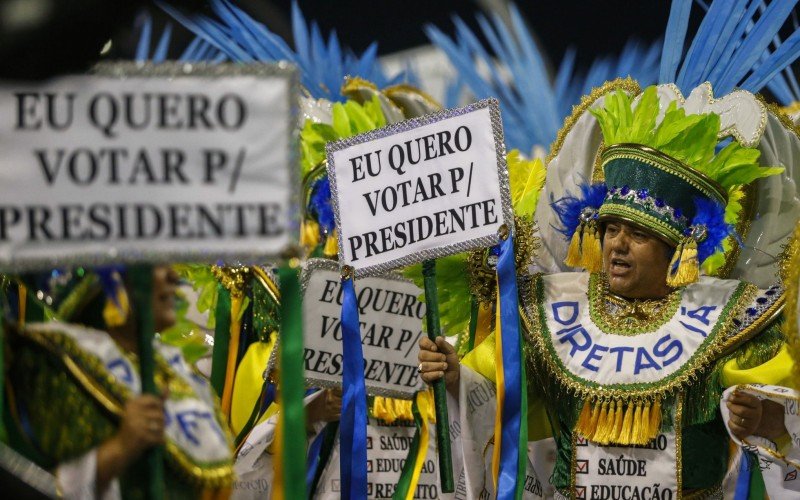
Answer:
[491,291,503,491]
[403,390,434,500]
[220,295,243,419]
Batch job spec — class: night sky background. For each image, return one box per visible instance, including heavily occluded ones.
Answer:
[1,0,682,80]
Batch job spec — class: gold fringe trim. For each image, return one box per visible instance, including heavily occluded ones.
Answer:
[371,393,436,424]
[574,398,662,446]
[323,230,338,257]
[565,225,583,267]
[580,222,603,273]
[300,219,320,248]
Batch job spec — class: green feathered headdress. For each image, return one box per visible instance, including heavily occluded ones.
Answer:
[300,96,387,257]
[558,85,783,287]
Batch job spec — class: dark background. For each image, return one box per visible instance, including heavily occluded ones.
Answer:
[0,0,676,79]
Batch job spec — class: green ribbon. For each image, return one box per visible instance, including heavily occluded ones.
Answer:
[209,283,231,398]
[467,297,478,353]
[392,395,424,500]
[129,263,164,500]
[421,259,454,493]
[278,266,306,499]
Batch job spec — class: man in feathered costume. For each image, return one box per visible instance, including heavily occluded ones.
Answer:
[420,1,800,498]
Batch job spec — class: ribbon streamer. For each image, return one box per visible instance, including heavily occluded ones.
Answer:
[392,390,433,500]
[340,274,368,500]
[275,266,307,500]
[492,235,527,499]
[129,263,165,500]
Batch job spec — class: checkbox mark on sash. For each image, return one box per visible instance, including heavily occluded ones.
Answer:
[576,459,589,474]
[576,486,586,499]
[576,435,588,446]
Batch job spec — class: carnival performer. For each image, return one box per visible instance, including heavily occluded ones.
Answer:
[5,266,234,499]
[420,78,799,498]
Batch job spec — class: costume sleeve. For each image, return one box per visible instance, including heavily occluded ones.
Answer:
[55,449,121,500]
[720,320,794,389]
[720,384,800,496]
[12,343,117,465]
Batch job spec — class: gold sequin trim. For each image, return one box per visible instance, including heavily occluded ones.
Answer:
[590,273,681,335]
[211,266,249,298]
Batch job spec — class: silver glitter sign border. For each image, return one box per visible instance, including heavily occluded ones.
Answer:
[325,98,512,278]
[0,61,303,272]
[267,257,423,400]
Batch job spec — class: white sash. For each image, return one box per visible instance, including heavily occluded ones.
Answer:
[536,273,746,387]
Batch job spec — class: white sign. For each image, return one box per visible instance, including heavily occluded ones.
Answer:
[293,258,426,398]
[574,432,678,500]
[0,62,300,270]
[326,99,511,277]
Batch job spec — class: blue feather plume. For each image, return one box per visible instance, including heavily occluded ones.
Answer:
[154,0,404,102]
[691,197,733,263]
[660,0,800,96]
[309,177,335,235]
[426,3,659,154]
[551,184,608,241]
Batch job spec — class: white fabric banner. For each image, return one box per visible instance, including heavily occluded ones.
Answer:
[326,99,511,276]
[0,62,298,270]
[295,258,426,398]
[539,273,741,385]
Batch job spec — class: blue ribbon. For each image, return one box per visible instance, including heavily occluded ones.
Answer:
[734,449,753,500]
[339,276,367,500]
[305,426,326,493]
[497,235,525,499]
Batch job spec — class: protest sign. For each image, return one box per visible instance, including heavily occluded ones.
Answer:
[325,98,511,277]
[275,258,426,398]
[0,62,300,270]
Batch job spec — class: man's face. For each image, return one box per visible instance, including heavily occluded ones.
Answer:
[602,220,673,299]
[152,265,179,332]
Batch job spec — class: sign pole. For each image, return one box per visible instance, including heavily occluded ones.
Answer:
[421,259,454,493]
[129,263,164,500]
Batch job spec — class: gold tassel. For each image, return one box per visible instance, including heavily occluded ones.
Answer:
[666,238,699,288]
[636,402,650,445]
[580,221,604,273]
[649,398,662,438]
[565,223,584,267]
[616,401,634,444]
[103,287,130,328]
[588,400,602,438]
[608,400,622,442]
[594,401,613,444]
[576,400,594,438]
[300,220,320,248]
[323,230,339,257]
